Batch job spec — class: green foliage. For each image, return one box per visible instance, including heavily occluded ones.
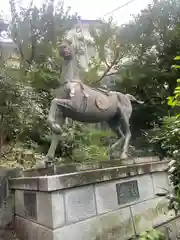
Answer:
[0,0,115,167]
[168,56,180,107]
[165,58,180,214]
[150,56,180,214]
[52,123,115,163]
[0,73,21,142]
[73,146,108,162]
[121,1,179,138]
[71,126,115,162]
[81,18,127,85]
[150,55,180,157]
[9,0,77,68]
[167,79,180,107]
[80,0,180,152]
[0,0,77,166]
[138,229,165,240]
[150,115,180,158]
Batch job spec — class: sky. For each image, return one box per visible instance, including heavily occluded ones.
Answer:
[63,0,153,24]
[0,0,153,25]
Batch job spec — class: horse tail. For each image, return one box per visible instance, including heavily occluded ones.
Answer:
[125,94,144,104]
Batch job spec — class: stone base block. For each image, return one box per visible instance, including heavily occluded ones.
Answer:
[15,206,134,240]
[11,160,173,240]
[15,216,53,240]
[157,217,180,239]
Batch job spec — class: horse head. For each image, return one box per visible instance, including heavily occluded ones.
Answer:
[59,40,73,61]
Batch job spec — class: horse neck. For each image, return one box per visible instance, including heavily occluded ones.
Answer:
[63,56,81,83]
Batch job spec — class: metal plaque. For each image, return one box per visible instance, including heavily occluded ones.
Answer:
[116,180,140,205]
[24,192,37,220]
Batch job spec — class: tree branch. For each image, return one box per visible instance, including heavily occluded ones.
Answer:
[96,52,125,84]
[0,144,15,159]
[105,71,121,77]
[96,61,115,83]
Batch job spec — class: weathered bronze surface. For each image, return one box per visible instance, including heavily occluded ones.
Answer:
[36,40,143,168]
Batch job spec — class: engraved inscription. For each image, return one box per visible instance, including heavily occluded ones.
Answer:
[24,192,37,220]
[116,180,140,205]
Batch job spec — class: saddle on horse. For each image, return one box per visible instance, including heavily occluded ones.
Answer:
[66,80,111,111]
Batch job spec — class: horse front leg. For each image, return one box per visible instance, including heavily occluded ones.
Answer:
[36,100,67,168]
[43,107,66,167]
[47,98,72,134]
[36,132,63,168]
[46,99,67,159]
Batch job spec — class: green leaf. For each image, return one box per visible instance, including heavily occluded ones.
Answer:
[174,56,180,60]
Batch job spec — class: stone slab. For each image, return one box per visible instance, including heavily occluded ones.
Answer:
[37,192,54,228]
[15,215,53,240]
[0,195,14,228]
[15,190,65,229]
[54,207,134,240]
[95,174,154,214]
[130,197,175,234]
[15,190,24,217]
[24,191,37,220]
[133,156,160,164]
[0,167,22,228]
[23,157,160,177]
[51,191,65,229]
[9,161,169,192]
[23,167,55,177]
[10,177,39,191]
[15,214,180,240]
[64,185,96,224]
[15,207,134,240]
[157,217,180,239]
[151,172,170,195]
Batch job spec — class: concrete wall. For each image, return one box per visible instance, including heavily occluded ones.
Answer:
[0,168,21,229]
[9,159,178,240]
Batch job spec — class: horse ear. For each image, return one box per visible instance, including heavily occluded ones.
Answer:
[66,38,73,45]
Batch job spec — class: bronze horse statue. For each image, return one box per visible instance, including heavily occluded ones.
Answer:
[38,41,143,167]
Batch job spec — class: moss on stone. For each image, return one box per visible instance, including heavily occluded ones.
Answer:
[89,213,134,240]
[134,199,170,231]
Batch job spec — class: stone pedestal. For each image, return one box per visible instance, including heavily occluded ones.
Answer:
[23,156,161,177]
[0,168,21,228]
[9,159,177,240]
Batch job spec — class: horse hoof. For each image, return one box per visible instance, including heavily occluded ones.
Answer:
[47,120,61,134]
[52,123,62,134]
[35,160,46,168]
[120,153,128,160]
[35,156,54,169]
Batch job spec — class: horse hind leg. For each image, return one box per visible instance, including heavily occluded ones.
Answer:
[109,118,131,160]
[108,119,125,160]
[119,117,131,160]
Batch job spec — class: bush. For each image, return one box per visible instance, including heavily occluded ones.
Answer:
[138,229,165,240]
[61,123,116,163]
[72,145,108,162]
[150,115,180,158]
[150,59,180,214]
